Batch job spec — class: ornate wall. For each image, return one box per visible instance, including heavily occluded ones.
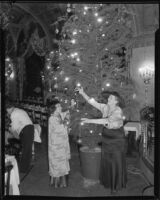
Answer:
[125,4,158,120]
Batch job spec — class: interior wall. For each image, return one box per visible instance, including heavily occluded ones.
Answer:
[130,45,155,110]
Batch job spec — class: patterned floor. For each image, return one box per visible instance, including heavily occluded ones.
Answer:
[19,127,153,197]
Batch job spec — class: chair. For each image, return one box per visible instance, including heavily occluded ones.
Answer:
[27,109,33,120]
[34,111,41,124]
[124,122,141,140]
[5,162,13,195]
[42,113,48,127]
[124,121,142,156]
[5,138,22,162]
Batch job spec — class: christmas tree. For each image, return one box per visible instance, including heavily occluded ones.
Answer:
[44,4,139,148]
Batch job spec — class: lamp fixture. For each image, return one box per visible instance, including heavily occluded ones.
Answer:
[139,66,154,106]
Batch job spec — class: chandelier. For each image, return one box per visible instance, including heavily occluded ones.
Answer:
[139,66,154,106]
[5,56,14,79]
[0,2,13,30]
[139,66,154,85]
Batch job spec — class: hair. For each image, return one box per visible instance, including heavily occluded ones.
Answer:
[49,100,60,114]
[6,101,14,109]
[101,91,125,108]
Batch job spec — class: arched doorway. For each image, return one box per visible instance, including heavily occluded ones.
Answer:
[24,52,45,98]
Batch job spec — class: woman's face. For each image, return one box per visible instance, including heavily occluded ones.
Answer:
[108,95,118,106]
[6,107,14,115]
[55,103,62,113]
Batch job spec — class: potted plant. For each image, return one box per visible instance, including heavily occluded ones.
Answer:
[69,102,102,180]
[78,123,102,180]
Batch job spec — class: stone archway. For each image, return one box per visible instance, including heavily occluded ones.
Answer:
[14,2,52,50]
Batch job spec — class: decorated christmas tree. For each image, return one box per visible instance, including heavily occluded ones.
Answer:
[44,4,139,148]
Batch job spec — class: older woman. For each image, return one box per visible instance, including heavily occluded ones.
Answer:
[48,100,70,188]
[76,87,127,194]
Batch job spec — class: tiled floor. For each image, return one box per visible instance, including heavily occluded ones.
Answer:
[19,127,152,197]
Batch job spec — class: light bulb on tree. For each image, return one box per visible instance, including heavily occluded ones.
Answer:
[122,116,126,120]
[71,39,76,44]
[55,29,59,34]
[10,72,14,79]
[77,138,82,144]
[71,53,74,58]
[76,82,81,87]
[65,77,70,82]
[84,6,88,10]
[5,57,10,62]
[97,17,103,23]
[73,30,77,35]
[67,7,71,13]
[106,83,110,87]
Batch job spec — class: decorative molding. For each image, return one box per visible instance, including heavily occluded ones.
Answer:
[15,3,52,50]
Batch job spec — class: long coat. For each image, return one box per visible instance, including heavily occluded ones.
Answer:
[48,112,70,177]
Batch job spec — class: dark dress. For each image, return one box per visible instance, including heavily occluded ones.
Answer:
[99,126,127,191]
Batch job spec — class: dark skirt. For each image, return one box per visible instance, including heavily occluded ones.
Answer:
[99,126,127,191]
[19,124,34,173]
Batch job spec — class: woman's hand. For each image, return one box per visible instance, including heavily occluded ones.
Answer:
[75,86,84,95]
[65,110,70,115]
[81,118,90,123]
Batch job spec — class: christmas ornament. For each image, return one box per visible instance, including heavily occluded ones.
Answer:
[77,138,82,144]
[55,29,59,34]
[67,7,71,13]
[54,84,58,89]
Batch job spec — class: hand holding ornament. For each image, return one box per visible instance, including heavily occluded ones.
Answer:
[74,86,84,95]
[81,118,90,123]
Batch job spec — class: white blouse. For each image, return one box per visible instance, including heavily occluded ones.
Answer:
[10,108,33,136]
[88,98,124,129]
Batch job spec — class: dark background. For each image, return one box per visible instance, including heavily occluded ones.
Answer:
[24,52,45,98]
